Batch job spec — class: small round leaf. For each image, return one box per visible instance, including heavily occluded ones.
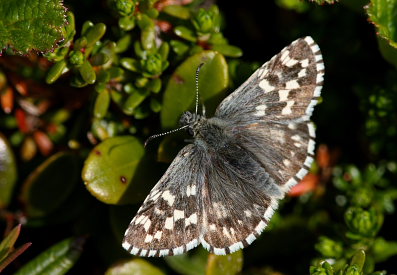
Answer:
[82,136,148,204]
[161,51,228,129]
[20,152,80,217]
[0,133,17,208]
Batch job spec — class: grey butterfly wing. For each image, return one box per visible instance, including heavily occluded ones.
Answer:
[215,36,324,192]
[122,144,205,257]
[199,139,281,254]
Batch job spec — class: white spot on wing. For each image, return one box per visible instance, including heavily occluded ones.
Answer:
[281,101,294,115]
[259,68,269,78]
[246,234,256,244]
[306,100,318,115]
[255,110,266,117]
[288,123,297,130]
[222,227,231,239]
[298,69,306,78]
[143,219,151,231]
[316,73,324,83]
[154,231,162,240]
[159,249,169,256]
[135,215,146,225]
[304,156,314,167]
[255,104,267,116]
[297,168,308,179]
[148,250,157,257]
[140,249,148,256]
[265,200,278,220]
[122,242,131,251]
[255,220,266,234]
[144,234,153,243]
[186,239,198,250]
[185,213,197,227]
[259,79,275,92]
[308,123,316,138]
[286,178,298,188]
[149,190,161,201]
[191,184,196,195]
[314,86,322,97]
[229,242,244,253]
[280,50,290,61]
[209,224,216,231]
[162,190,175,206]
[316,63,325,71]
[165,217,173,230]
[300,59,309,68]
[308,139,315,154]
[131,247,139,255]
[244,210,252,217]
[278,90,289,101]
[173,246,184,255]
[291,135,301,141]
[304,36,315,45]
[174,209,185,221]
[284,57,299,67]
[311,44,320,54]
[214,248,226,255]
[283,159,291,166]
[285,80,300,89]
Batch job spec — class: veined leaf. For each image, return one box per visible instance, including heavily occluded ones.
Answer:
[0,0,67,54]
[367,0,397,48]
[14,237,85,275]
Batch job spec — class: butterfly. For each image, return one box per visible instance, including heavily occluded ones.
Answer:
[122,36,324,257]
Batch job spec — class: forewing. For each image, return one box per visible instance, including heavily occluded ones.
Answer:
[215,36,323,192]
[122,144,205,257]
[200,141,280,254]
[215,36,323,123]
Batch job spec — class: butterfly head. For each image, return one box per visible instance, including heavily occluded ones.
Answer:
[179,111,202,136]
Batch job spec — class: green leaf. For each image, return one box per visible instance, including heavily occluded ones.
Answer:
[14,237,85,275]
[0,0,67,54]
[0,242,31,274]
[377,36,397,68]
[85,23,107,48]
[82,136,152,204]
[165,248,208,275]
[350,249,365,271]
[0,224,21,262]
[373,237,397,262]
[94,89,111,119]
[105,258,165,275]
[78,60,96,84]
[211,44,243,58]
[162,5,191,19]
[275,0,310,13]
[46,60,68,84]
[123,89,149,115]
[367,0,397,48]
[0,133,17,208]
[206,250,244,275]
[174,26,197,42]
[20,152,80,217]
[161,51,229,129]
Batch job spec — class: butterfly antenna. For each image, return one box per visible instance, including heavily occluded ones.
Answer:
[195,63,205,115]
[144,125,189,147]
